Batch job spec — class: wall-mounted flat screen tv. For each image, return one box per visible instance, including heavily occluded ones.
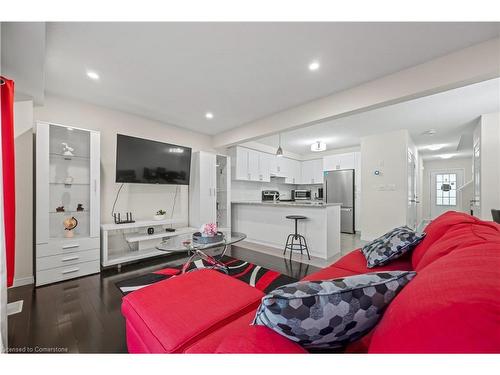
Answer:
[115,134,192,185]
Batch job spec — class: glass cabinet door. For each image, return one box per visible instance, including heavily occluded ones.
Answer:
[48,125,91,239]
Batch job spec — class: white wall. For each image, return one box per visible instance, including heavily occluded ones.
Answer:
[476,112,500,220]
[360,129,409,241]
[13,100,34,286]
[422,157,473,220]
[34,95,215,226]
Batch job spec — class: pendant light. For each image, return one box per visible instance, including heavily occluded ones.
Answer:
[276,133,283,157]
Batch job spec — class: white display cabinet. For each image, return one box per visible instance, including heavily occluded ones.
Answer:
[189,152,231,231]
[35,122,101,286]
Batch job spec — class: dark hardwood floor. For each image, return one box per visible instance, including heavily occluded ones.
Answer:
[7,246,319,353]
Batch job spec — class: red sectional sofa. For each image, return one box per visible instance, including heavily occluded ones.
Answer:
[121,211,500,353]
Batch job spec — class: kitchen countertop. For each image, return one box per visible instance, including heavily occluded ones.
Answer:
[231,200,341,208]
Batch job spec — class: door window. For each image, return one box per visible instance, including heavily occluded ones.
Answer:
[436,173,457,206]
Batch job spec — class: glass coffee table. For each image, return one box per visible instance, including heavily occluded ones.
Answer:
[156,231,246,274]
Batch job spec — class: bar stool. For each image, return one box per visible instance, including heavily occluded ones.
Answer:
[283,215,310,260]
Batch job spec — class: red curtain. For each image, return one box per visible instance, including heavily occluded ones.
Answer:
[0,76,15,287]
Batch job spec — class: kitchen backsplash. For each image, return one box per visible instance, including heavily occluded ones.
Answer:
[297,184,323,199]
[231,179,323,201]
[231,179,296,201]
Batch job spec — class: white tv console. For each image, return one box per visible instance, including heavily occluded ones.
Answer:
[100,219,197,268]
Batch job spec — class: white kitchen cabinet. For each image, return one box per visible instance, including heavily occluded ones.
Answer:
[323,152,356,171]
[301,160,314,184]
[285,158,301,184]
[247,149,260,181]
[269,155,287,177]
[301,159,324,184]
[230,146,271,182]
[233,146,249,181]
[190,151,231,230]
[314,159,325,184]
[269,155,278,176]
[35,121,101,286]
[276,156,287,176]
[258,152,272,182]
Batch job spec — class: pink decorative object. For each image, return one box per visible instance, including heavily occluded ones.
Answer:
[200,223,218,237]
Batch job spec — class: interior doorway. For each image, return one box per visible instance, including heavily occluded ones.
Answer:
[407,150,418,229]
[430,169,464,219]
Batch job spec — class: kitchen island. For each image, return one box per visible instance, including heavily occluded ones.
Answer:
[231,201,341,259]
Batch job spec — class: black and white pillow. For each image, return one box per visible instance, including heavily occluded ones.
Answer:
[361,226,426,268]
[253,271,416,349]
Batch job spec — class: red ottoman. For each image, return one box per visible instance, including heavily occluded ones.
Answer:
[122,269,265,353]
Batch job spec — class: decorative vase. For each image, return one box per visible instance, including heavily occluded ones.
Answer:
[154,214,166,221]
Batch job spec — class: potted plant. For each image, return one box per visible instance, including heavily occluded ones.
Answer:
[154,209,167,220]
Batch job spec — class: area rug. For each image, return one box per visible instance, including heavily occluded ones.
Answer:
[116,255,297,296]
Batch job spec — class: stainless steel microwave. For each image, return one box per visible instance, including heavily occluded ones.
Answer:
[292,189,311,200]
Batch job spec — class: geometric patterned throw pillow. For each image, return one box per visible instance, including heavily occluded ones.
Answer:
[253,271,416,349]
[361,226,426,268]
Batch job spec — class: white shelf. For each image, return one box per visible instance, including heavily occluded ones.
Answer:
[49,152,90,160]
[106,247,171,267]
[49,182,90,186]
[124,227,197,243]
[101,218,182,231]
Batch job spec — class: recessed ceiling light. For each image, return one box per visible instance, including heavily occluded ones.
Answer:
[205,112,214,119]
[86,70,100,81]
[311,141,326,152]
[308,61,320,71]
[439,154,454,159]
[425,144,446,151]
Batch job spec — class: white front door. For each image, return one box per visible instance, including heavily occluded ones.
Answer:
[430,169,464,219]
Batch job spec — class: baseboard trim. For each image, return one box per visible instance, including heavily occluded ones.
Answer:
[11,276,34,287]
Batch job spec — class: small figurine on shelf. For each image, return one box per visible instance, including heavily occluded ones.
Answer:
[63,216,78,238]
[56,206,65,212]
[154,209,166,220]
[61,142,75,158]
[76,203,84,212]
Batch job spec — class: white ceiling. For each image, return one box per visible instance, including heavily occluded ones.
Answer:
[256,78,500,160]
[44,22,500,135]
[1,22,46,104]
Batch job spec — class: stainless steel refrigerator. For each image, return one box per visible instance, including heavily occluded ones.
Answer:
[324,169,355,234]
